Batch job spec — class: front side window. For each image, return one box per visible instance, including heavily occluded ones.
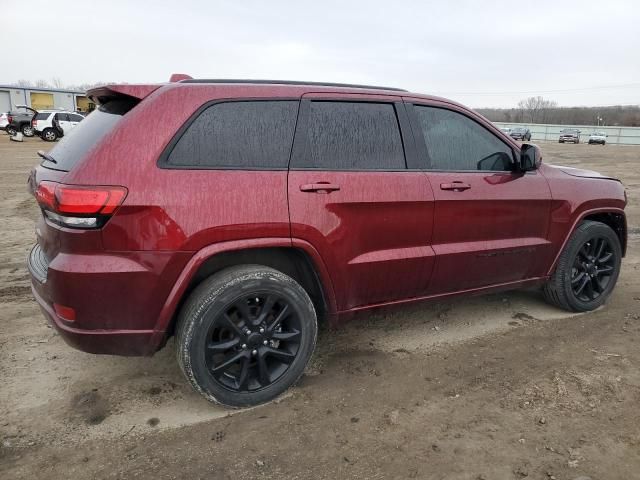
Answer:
[56,113,70,122]
[166,101,299,169]
[294,101,405,170]
[414,106,514,171]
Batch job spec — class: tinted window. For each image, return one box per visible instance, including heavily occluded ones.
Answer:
[414,106,514,171]
[34,112,50,120]
[295,101,405,170]
[70,114,84,122]
[166,101,298,169]
[56,113,69,122]
[42,99,137,172]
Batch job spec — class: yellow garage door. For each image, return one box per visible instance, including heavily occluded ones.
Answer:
[75,96,95,113]
[30,92,54,110]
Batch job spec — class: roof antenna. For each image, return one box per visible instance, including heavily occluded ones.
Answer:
[169,73,193,82]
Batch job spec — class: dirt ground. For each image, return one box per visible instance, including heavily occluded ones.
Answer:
[1,133,639,479]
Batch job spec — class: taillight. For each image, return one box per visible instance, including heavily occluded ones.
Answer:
[34,181,127,229]
[8,115,13,123]
[32,118,37,127]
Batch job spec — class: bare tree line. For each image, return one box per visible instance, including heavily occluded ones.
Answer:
[477,96,640,127]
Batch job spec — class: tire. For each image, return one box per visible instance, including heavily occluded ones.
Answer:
[42,128,58,142]
[176,265,318,407]
[543,220,622,312]
[21,124,34,137]
[559,140,563,143]
[6,125,17,136]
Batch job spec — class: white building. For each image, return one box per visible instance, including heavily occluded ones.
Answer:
[0,85,95,113]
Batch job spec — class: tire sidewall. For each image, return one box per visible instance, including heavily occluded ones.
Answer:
[179,269,317,408]
[561,223,622,311]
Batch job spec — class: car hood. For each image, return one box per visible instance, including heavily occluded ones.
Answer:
[550,165,620,181]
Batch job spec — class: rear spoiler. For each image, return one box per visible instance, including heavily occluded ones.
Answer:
[87,84,160,105]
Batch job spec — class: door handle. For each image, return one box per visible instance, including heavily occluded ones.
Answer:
[300,183,341,193]
[440,182,471,191]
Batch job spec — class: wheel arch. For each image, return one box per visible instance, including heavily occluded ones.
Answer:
[151,238,337,350]
[547,207,627,276]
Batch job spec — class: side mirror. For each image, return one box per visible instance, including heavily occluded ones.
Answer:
[518,143,542,172]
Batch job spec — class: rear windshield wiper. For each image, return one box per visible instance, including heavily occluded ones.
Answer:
[37,150,57,164]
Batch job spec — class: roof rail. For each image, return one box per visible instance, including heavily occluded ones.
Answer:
[179,78,408,92]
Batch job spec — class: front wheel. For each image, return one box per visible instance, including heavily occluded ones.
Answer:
[543,220,622,312]
[176,265,317,407]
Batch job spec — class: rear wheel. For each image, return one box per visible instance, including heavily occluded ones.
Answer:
[42,128,58,142]
[543,221,621,312]
[176,265,317,407]
[21,124,34,137]
[6,125,17,136]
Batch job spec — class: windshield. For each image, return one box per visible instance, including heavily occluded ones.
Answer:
[41,99,137,172]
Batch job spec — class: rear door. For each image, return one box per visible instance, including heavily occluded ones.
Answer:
[406,100,552,293]
[288,94,435,311]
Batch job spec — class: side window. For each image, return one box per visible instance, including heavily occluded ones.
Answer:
[294,101,405,170]
[166,101,299,169]
[413,105,514,171]
[70,114,84,122]
[56,113,70,122]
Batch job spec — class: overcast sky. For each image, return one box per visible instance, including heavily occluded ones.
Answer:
[2,0,639,108]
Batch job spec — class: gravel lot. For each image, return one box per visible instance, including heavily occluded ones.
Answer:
[1,134,639,479]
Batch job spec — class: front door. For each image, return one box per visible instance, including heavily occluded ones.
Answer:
[406,101,552,294]
[288,95,436,311]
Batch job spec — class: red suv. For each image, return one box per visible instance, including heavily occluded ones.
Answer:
[27,76,627,407]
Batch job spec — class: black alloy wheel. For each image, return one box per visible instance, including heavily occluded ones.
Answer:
[176,265,317,407]
[543,220,622,312]
[570,237,615,302]
[204,293,302,392]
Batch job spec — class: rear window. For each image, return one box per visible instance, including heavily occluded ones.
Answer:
[34,112,51,120]
[42,99,136,172]
[292,101,405,170]
[164,101,299,169]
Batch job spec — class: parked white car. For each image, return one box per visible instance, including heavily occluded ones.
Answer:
[0,112,9,131]
[588,132,607,145]
[32,110,85,142]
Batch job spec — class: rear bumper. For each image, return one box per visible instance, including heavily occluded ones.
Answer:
[30,284,156,356]
[26,243,188,356]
